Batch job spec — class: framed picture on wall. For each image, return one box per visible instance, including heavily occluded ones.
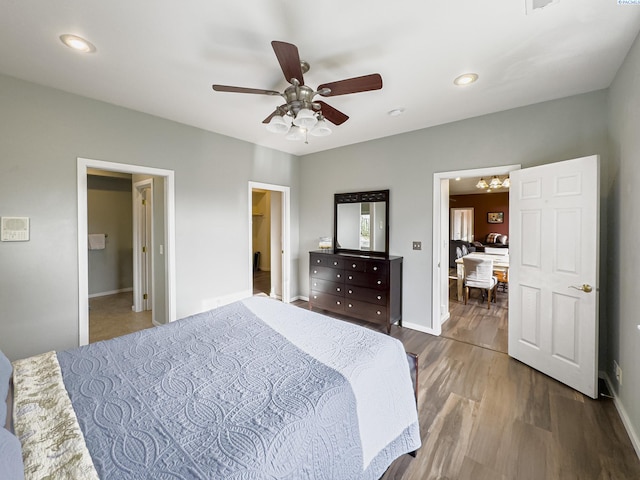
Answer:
[487,211,504,224]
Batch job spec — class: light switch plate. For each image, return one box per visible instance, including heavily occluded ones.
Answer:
[412,241,422,250]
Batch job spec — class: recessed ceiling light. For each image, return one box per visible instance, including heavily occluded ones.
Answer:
[388,108,405,117]
[60,34,96,53]
[453,73,478,86]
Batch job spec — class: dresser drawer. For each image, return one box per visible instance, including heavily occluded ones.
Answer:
[310,265,344,283]
[344,299,387,321]
[310,278,345,296]
[345,285,387,306]
[344,271,387,289]
[310,253,344,270]
[310,292,345,312]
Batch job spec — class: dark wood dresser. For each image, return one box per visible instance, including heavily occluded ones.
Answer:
[309,251,403,333]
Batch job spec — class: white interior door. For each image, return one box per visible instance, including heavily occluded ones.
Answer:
[509,155,599,398]
[133,180,153,313]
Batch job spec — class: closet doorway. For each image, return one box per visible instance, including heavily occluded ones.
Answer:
[248,182,291,303]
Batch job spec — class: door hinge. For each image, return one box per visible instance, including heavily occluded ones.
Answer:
[143,293,148,300]
[142,246,146,253]
[142,199,146,205]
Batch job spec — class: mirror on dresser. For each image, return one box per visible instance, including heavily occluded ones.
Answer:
[334,190,389,257]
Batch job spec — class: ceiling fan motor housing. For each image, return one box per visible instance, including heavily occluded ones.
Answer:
[282,84,319,117]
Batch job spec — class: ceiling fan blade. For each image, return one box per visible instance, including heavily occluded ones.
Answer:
[318,74,383,97]
[271,41,304,85]
[316,101,349,125]
[262,105,288,124]
[212,84,281,96]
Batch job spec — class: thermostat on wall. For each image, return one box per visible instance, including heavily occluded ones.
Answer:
[1,217,30,242]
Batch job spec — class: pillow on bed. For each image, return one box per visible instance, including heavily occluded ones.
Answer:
[0,349,12,427]
[0,428,24,480]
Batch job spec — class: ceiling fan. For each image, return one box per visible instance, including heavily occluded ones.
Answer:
[212,41,383,141]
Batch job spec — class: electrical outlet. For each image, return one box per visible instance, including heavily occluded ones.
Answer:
[614,360,622,386]
[412,241,422,250]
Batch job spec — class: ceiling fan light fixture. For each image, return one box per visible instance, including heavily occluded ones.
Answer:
[292,108,318,128]
[285,125,306,141]
[265,115,290,133]
[476,178,488,189]
[310,118,332,137]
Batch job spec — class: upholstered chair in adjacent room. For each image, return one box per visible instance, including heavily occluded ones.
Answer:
[463,256,498,309]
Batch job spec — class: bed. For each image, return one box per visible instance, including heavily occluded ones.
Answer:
[1,296,421,479]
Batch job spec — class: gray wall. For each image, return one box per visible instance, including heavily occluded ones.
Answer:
[299,90,610,335]
[607,31,640,450]
[87,174,133,295]
[0,73,300,360]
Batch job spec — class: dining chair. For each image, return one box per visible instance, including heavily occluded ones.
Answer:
[463,256,498,309]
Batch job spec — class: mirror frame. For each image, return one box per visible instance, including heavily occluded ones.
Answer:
[334,189,390,257]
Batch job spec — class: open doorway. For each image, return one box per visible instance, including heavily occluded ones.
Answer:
[248,182,290,303]
[78,158,176,346]
[432,165,519,353]
[86,169,153,342]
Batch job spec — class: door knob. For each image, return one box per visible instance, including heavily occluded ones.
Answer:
[569,284,593,293]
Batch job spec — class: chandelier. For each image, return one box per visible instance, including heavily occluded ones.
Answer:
[476,175,510,190]
[264,79,333,143]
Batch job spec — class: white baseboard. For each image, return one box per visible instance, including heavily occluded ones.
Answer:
[89,287,133,299]
[295,295,309,302]
[601,372,640,460]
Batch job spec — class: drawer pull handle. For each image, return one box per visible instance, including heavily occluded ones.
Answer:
[348,304,353,308]
[376,311,381,315]
[313,282,317,286]
[377,280,382,285]
[337,274,341,278]
[313,295,317,299]
[316,259,321,264]
[336,301,341,305]
[348,275,353,280]
[336,288,341,292]
[348,290,353,294]
[377,295,382,300]
[352,264,357,268]
[373,266,378,271]
[334,261,338,265]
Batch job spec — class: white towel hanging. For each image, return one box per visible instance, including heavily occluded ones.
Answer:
[88,234,106,250]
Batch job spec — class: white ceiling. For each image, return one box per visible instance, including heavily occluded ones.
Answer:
[1,0,638,156]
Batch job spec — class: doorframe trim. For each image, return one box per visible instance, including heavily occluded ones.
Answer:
[432,164,520,334]
[248,181,291,303]
[78,158,176,346]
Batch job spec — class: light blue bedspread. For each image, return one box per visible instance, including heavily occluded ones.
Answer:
[57,298,420,479]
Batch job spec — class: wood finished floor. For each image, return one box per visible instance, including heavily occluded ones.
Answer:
[89,291,640,479]
[440,275,508,353]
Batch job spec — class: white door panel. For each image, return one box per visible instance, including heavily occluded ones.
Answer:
[509,155,599,398]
